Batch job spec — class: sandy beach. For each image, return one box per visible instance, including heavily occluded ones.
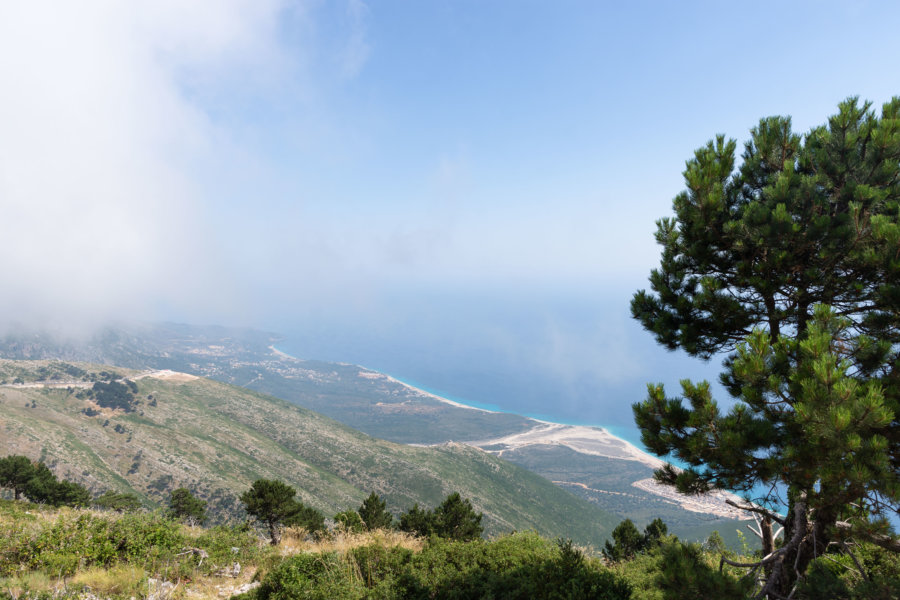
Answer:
[467,422,668,470]
[267,346,753,521]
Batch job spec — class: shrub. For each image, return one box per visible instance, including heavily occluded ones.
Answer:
[4,512,185,576]
[193,524,263,575]
[795,542,900,600]
[94,490,142,513]
[350,543,413,590]
[654,541,751,600]
[246,532,633,600]
[254,551,363,600]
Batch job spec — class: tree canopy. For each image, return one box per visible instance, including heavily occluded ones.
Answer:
[358,492,394,531]
[0,455,90,507]
[399,492,483,541]
[168,487,207,524]
[602,518,668,562]
[0,455,34,500]
[240,479,324,544]
[631,97,900,597]
[94,490,142,513]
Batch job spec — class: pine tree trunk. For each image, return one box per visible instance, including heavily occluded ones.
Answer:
[764,493,836,598]
[761,516,775,581]
[268,520,281,545]
[768,493,809,597]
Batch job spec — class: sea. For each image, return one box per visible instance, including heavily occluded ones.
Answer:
[276,334,682,466]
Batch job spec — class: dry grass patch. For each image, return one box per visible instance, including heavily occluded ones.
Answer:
[278,527,424,556]
[0,571,58,597]
[68,565,146,597]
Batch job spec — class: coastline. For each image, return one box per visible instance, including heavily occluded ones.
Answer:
[268,343,753,519]
[270,343,663,466]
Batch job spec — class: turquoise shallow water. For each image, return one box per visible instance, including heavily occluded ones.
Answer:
[386,374,654,455]
[277,341,783,512]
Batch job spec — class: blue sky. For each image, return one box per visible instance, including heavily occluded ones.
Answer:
[1,1,899,423]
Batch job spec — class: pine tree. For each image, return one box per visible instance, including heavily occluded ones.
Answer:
[602,518,668,561]
[21,463,91,507]
[168,487,207,524]
[0,455,35,500]
[283,500,325,533]
[358,492,393,530]
[398,503,434,537]
[240,479,299,545]
[432,492,483,541]
[240,479,324,543]
[631,97,900,596]
[602,519,643,561]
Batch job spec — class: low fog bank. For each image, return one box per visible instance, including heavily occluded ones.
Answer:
[268,286,725,428]
[0,281,727,432]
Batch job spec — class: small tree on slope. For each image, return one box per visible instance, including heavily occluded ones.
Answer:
[631,97,900,597]
[168,487,207,525]
[0,455,35,500]
[240,479,299,545]
[358,492,393,530]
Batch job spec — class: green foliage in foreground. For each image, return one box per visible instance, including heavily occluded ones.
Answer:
[246,532,632,600]
[603,518,668,561]
[0,500,262,581]
[2,499,899,600]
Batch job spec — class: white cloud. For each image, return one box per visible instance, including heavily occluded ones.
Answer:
[0,1,291,330]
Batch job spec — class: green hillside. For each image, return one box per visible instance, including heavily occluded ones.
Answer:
[0,325,755,547]
[0,360,618,549]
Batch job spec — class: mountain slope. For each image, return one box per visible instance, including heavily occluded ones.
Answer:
[0,324,752,545]
[0,360,618,548]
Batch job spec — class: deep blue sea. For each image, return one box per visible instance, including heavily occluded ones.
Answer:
[271,287,900,526]
[277,331,679,464]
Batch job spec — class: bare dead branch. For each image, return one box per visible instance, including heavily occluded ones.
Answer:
[726,498,786,526]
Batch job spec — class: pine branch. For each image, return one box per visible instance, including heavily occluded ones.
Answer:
[834,521,900,552]
[725,499,786,526]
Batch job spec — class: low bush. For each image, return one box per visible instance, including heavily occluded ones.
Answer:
[795,542,900,600]
[614,538,751,600]
[3,511,185,576]
[254,551,364,600]
[246,532,631,600]
[193,523,263,574]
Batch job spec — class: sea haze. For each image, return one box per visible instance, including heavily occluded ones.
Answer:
[270,286,727,445]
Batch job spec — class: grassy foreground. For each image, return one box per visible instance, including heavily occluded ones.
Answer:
[2,499,898,599]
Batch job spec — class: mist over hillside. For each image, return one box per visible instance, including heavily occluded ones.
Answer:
[268,288,726,430]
